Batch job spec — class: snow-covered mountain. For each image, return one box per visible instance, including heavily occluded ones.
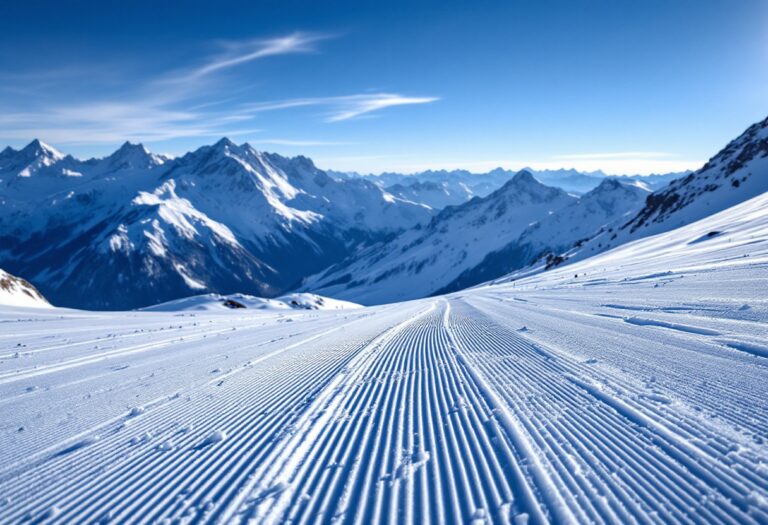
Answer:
[437,178,650,294]
[0,267,49,308]
[0,139,65,180]
[304,170,578,304]
[309,116,766,304]
[539,115,768,271]
[3,116,761,311]
[0,139,431,310]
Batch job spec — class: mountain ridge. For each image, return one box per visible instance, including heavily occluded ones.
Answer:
[0,139,431,309]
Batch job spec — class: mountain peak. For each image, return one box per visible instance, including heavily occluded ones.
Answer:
[213,137,238,151]
[594,178,624,192]
[20,139,63,160]
[290,154,317,170]
[585,178,650,204]
[511,169,537,184]
[105,140,162,169]
[116,141,149,154]
[242,142,261,155]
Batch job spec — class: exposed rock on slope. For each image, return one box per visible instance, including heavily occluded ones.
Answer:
[0,268,49,308]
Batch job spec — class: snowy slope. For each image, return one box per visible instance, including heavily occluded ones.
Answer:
[547,115,768,269]
[0,268,49,308]
[491,189,768,293]
[438,178,650,294]
[304,171,577,304]
[0,190,765,523]
[0,139,430,310]
[142,292,361,312]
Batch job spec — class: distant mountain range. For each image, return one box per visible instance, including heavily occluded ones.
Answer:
[327,167,686,209]
[1,115,765,310]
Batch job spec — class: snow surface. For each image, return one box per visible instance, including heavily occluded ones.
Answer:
[0,189,766,523]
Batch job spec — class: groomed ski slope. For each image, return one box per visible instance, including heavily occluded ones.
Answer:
[1,196,767,524]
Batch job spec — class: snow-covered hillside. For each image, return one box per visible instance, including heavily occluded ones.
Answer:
[0,139,430,310]
[438,178,650,294]
[0,268,49,308]
[1,184,765,523]
[305,171,578,304]
[492,187,768,291]
[547,115,768,269]
[142,292,360,312]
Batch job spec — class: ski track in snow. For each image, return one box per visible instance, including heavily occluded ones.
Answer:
[1,278,767,523]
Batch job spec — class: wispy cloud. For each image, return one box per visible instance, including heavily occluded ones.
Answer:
[0,92,438,145]
[0,103,262,144]
[184,32,329,80]
[0,34,304,145]
[245,93,439,122]
[327,94,439,122]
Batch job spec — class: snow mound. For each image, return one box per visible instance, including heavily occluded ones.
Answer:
[142,292,361,312]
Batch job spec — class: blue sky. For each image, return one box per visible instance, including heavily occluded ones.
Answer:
[1,0,766,174]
